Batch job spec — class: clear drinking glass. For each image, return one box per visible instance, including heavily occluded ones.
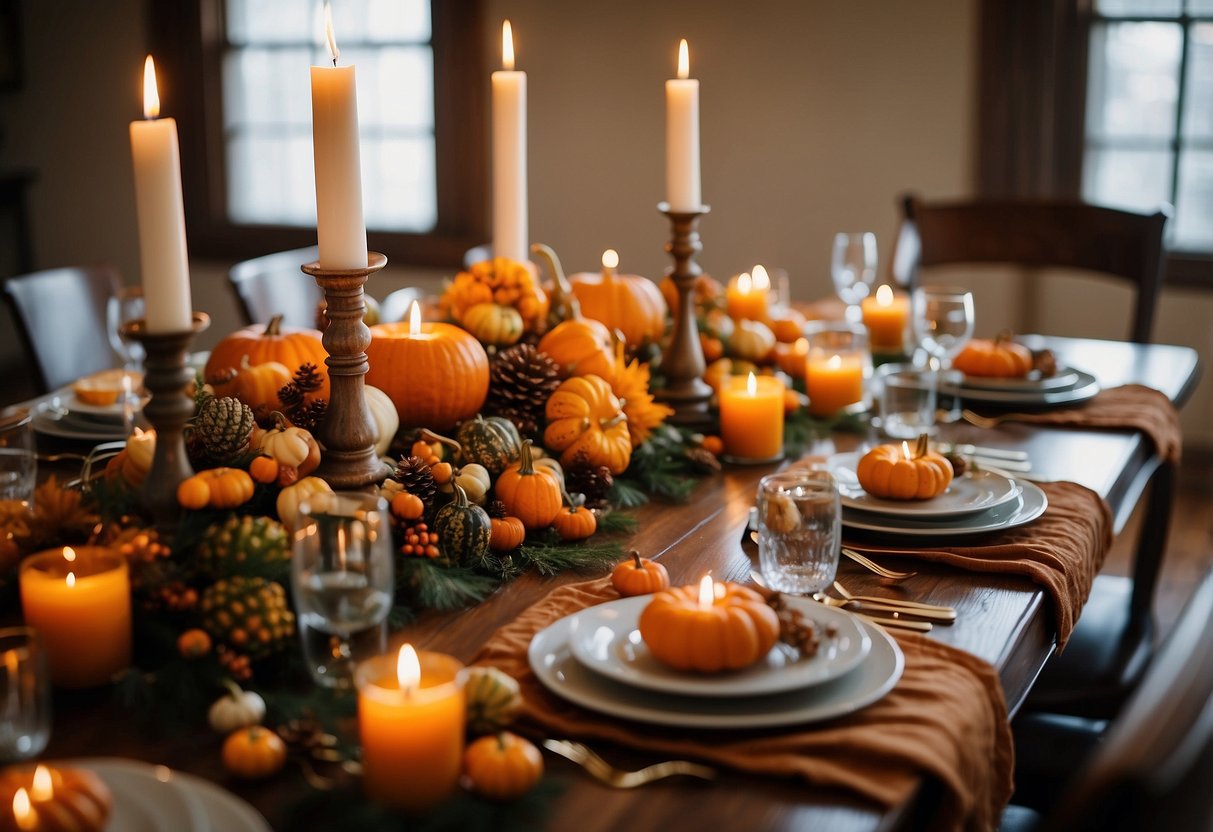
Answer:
[291,492,395,688]
[875,363,938,439]
[912,286,975,425]
[106,286,146,372]
[0,409,35,506]
[0,627,51,762]
[831,232,878,323]
[756,470,842,595]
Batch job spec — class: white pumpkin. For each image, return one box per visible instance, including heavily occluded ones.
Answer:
[364,384,399,457]
[276,476,333,533]
[729,319,777,362]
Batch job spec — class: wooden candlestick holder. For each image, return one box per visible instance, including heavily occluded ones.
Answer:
[301,252,394,490]
[121,312,209,535]
[655,203,715,429]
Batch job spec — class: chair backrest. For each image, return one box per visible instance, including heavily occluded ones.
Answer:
[3,265,122,393]
[1041,569,1213,832]
[463,243,492,269]
[893,195,1169,343]
[228,246,323,329]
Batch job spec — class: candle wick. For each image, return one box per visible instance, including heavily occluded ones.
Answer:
[331,56,338,68]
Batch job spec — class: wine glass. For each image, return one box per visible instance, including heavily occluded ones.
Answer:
[911,285,975,425]
[831,232,877,323]
[106,286,146,372]
[291,492,395,689]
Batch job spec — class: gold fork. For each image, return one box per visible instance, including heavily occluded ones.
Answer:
[832,580,957,622]
[840,548,917,582]
[542,739,716,788]
[961,409,1039,429]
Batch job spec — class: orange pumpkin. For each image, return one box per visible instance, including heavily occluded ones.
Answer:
[536,318,615,379]
[177,467,255,510]
[222,725,288,780]
[569,259,666,347]
[495,440,563,531]
[856,433,954,500]
[205,315,329,398]
[364,321,490,431]
[610,550,670,597]
[953,334,1034,378]
[638,581,781,673]
[543,375,632,475]
[489,516,526,552]
[441,256,549,335]
[462,732,544,801]
[212,356,293,421]
[552,494,597,541]
[0,766,111,832]
[248,455,280,485]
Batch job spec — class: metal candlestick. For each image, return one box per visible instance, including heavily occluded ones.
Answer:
[122,312,209,534]
[301,252,394,490]
[655,203,714,429]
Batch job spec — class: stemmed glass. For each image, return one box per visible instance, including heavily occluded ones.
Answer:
[911,285,975,425]
[291,492,395,689]
[831,232,877,323]
[106,287,145,434]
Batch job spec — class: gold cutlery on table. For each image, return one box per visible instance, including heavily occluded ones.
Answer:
[961,409,1037,430]
[839,548,917,582]
[542,739,716,788]
[748,570,933,632]
[832,581,957,622]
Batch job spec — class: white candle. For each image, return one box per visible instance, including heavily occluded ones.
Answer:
[310,6,368,270]
[491,20,528,262]
[129,55,192,333]
[665,39,701,212]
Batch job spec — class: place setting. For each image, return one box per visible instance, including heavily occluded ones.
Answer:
[31,370,147,442]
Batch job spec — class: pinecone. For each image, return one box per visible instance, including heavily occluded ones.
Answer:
[485,499,508,519]
[393,455,438,507]
[291,399,328,434]
[684,446,723,474]
[564,454,614,504]
[292,363,326,394]
[485,344,561,439]
[200,576,295,659]
[194,395,255,461]
[196,515,290,580]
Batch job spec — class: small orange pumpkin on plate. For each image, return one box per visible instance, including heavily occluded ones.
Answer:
[953,333,1034,378]
[856,434,954,501]
[639,578,780,673]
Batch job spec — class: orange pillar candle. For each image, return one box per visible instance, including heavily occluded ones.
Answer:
[861,285,909,352]
[356,644,467,813]
[806,353,866,417]
[726,270,770,322]
[718,372,784,460]
[19,547,131,688]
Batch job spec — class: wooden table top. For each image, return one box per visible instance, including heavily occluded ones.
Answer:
[28,336,1203,832]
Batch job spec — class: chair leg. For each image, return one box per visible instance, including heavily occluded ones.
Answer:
[1129,460,1174,627]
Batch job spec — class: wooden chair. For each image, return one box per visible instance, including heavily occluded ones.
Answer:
[3,265,122,393]
[895,194,1174,721]
[1000,569,1213,832]
[893,194,1169,343]
[227,246,323,329]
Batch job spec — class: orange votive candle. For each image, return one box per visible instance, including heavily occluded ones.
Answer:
[719,373,784,460]
[19,547,131,688]
[806,353,865,417]
[356,645,466,813]
[726,271,770,322]
[861,285,909,351]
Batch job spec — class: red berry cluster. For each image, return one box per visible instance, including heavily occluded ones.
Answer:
[398,519,441,558]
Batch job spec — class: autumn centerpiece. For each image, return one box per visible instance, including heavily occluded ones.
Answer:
[638,576,781,673]
[856,433,954,500]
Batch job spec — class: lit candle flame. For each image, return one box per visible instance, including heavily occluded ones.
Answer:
[901,440,912,460]
[876,284,894,306]
[142,55,160,119]
[794,337,809,355]
[697,574,714,610]
[737,272,752,294]
[407,300,422,335]
[677,38,690,79]
[397,644,421,695]
[66,573,76,588]
[63,546,77,563]
[827,354,842,370]
[324,2,340,64]
[502,20,515,71]
[12,789,34,831]
[746,372,757,396]
[751,265,770,291]
[601,249,619,270]
[31,766,52,802]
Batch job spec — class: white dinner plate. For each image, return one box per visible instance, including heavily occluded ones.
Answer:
[31,408,129,441]
[529,599,904,730]
[567,595,871,698]
[842,479,1048,537]
[941,369,1101,408]
[957,366,1081,392]
[65,757,270,832]
[827,451,1021,519]
[47,386,148,419]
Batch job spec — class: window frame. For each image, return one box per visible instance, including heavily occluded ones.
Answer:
[978,0,1213,289]
[148,0,487,267]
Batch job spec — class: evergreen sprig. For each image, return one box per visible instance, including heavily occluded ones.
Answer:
[397,559,499,611]
[518,539,624,577]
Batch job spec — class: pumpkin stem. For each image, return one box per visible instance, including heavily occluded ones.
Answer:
[264,314,284,337]
[271,411,290,432]
[629,549,643,569]
[601,412,628,430]
[914,433,930,459]
[531,242,581,322]
[517,439,537,475]
[222,677,246,701]
[420,428,462,457]
[560,486,585,511]
[451,482,469,508]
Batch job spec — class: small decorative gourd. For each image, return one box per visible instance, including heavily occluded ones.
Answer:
[434,484,492,565]
[552,491,597,541]
[222,725,288,780]
[464,666,523,735]
[953,333,1034,378]
[856,434,954,500]
[205,315,329,398]
[462,302,525,346]
[543,375,632,475]
[176,467,256,511]
[462,732,544,801]
[275,476,334,533]
[610,550,670,597]
[536,317,616,380]
[728,318,777,363]
[489,515,526,552]
[208,679,266,733]
[495,440,563,531]
[256,412,321,484]
[0,765,111,832]
[638,578,781,673]
[456,414,522,477]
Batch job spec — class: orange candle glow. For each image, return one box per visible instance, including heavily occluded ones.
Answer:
[806,353,865,417]
[356,645,466,813]
[861,285,909,351]
[19,547,131,688]
[726,268,770,322]
[718,372,784,460]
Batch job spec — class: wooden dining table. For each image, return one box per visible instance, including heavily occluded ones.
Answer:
[21,334,1202,832]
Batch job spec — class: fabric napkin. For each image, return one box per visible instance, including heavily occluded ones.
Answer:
[475,577,1014,832]
[974,383,1182,464]
[842,480,1113,648]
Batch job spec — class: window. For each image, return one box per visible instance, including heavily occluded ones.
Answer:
[149,0,485,266]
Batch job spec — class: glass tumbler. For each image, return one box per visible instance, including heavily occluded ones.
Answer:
[756,470,842,595]
[0,409,35,506]
[804,321,873,418]
[0,627,51,762]
[291,492,395,688]
[875,363,939,438]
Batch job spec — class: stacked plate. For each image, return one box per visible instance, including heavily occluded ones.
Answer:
[826,451,1048,537]
[940,365,1100,408]
[528,595,904,729]
[62,758,270,831]
[31,388,143,442]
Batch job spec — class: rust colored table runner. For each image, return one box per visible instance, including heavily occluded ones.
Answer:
[476,577,1014,832]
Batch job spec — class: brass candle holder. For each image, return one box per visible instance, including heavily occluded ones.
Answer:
[655,203,714,429]
[121,312,209,534]
[301,252,394,490]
